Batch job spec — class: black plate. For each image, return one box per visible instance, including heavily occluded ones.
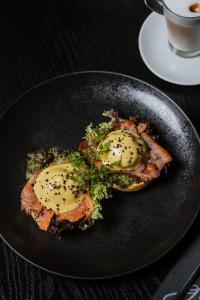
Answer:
[0,71,200,279]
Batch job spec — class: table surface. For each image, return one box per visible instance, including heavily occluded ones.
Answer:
[0,0,200,299]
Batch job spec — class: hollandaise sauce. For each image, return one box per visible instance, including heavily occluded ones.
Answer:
[34,163,86,213]
[98,130,147,170]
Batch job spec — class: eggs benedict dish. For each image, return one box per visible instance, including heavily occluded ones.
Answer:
[79,110,173,191]
[21,110,173,237]
[21,148,94,236]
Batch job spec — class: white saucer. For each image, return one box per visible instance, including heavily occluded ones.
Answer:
[139,13,200,86]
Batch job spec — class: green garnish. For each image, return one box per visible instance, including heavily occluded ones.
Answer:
[84,141,111,161]
[89,166,112,220]
[68,165,113,221]
[67,151,87,168]
[26,151,49,180]
[109,173,136,188]
[91,182,112,202]
[96,141,111,158]
[48,147,69,162]
[91,199,103,220]
[26,147,69,180]
[102,109,118,121]
[84,147,97,160]
[84,122,108,145]
[84,110,118,145]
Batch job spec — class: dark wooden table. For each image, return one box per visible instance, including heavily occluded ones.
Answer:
[0,0,199,299]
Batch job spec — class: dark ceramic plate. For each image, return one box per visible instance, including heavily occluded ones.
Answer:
[0,71,200,279]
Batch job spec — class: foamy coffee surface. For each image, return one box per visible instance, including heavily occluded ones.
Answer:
[164,0,200,17]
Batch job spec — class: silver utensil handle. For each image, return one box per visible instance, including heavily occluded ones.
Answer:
[152,231,200,300]
[144,0,164,14]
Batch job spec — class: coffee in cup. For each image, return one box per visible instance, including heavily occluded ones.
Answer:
[145,0,200,57]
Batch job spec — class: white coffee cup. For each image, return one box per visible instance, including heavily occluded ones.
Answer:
[145,0,200,58]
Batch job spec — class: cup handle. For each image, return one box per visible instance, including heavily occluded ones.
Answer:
[144,0,164,14]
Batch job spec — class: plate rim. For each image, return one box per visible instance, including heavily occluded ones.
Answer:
[1,70,200,279]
